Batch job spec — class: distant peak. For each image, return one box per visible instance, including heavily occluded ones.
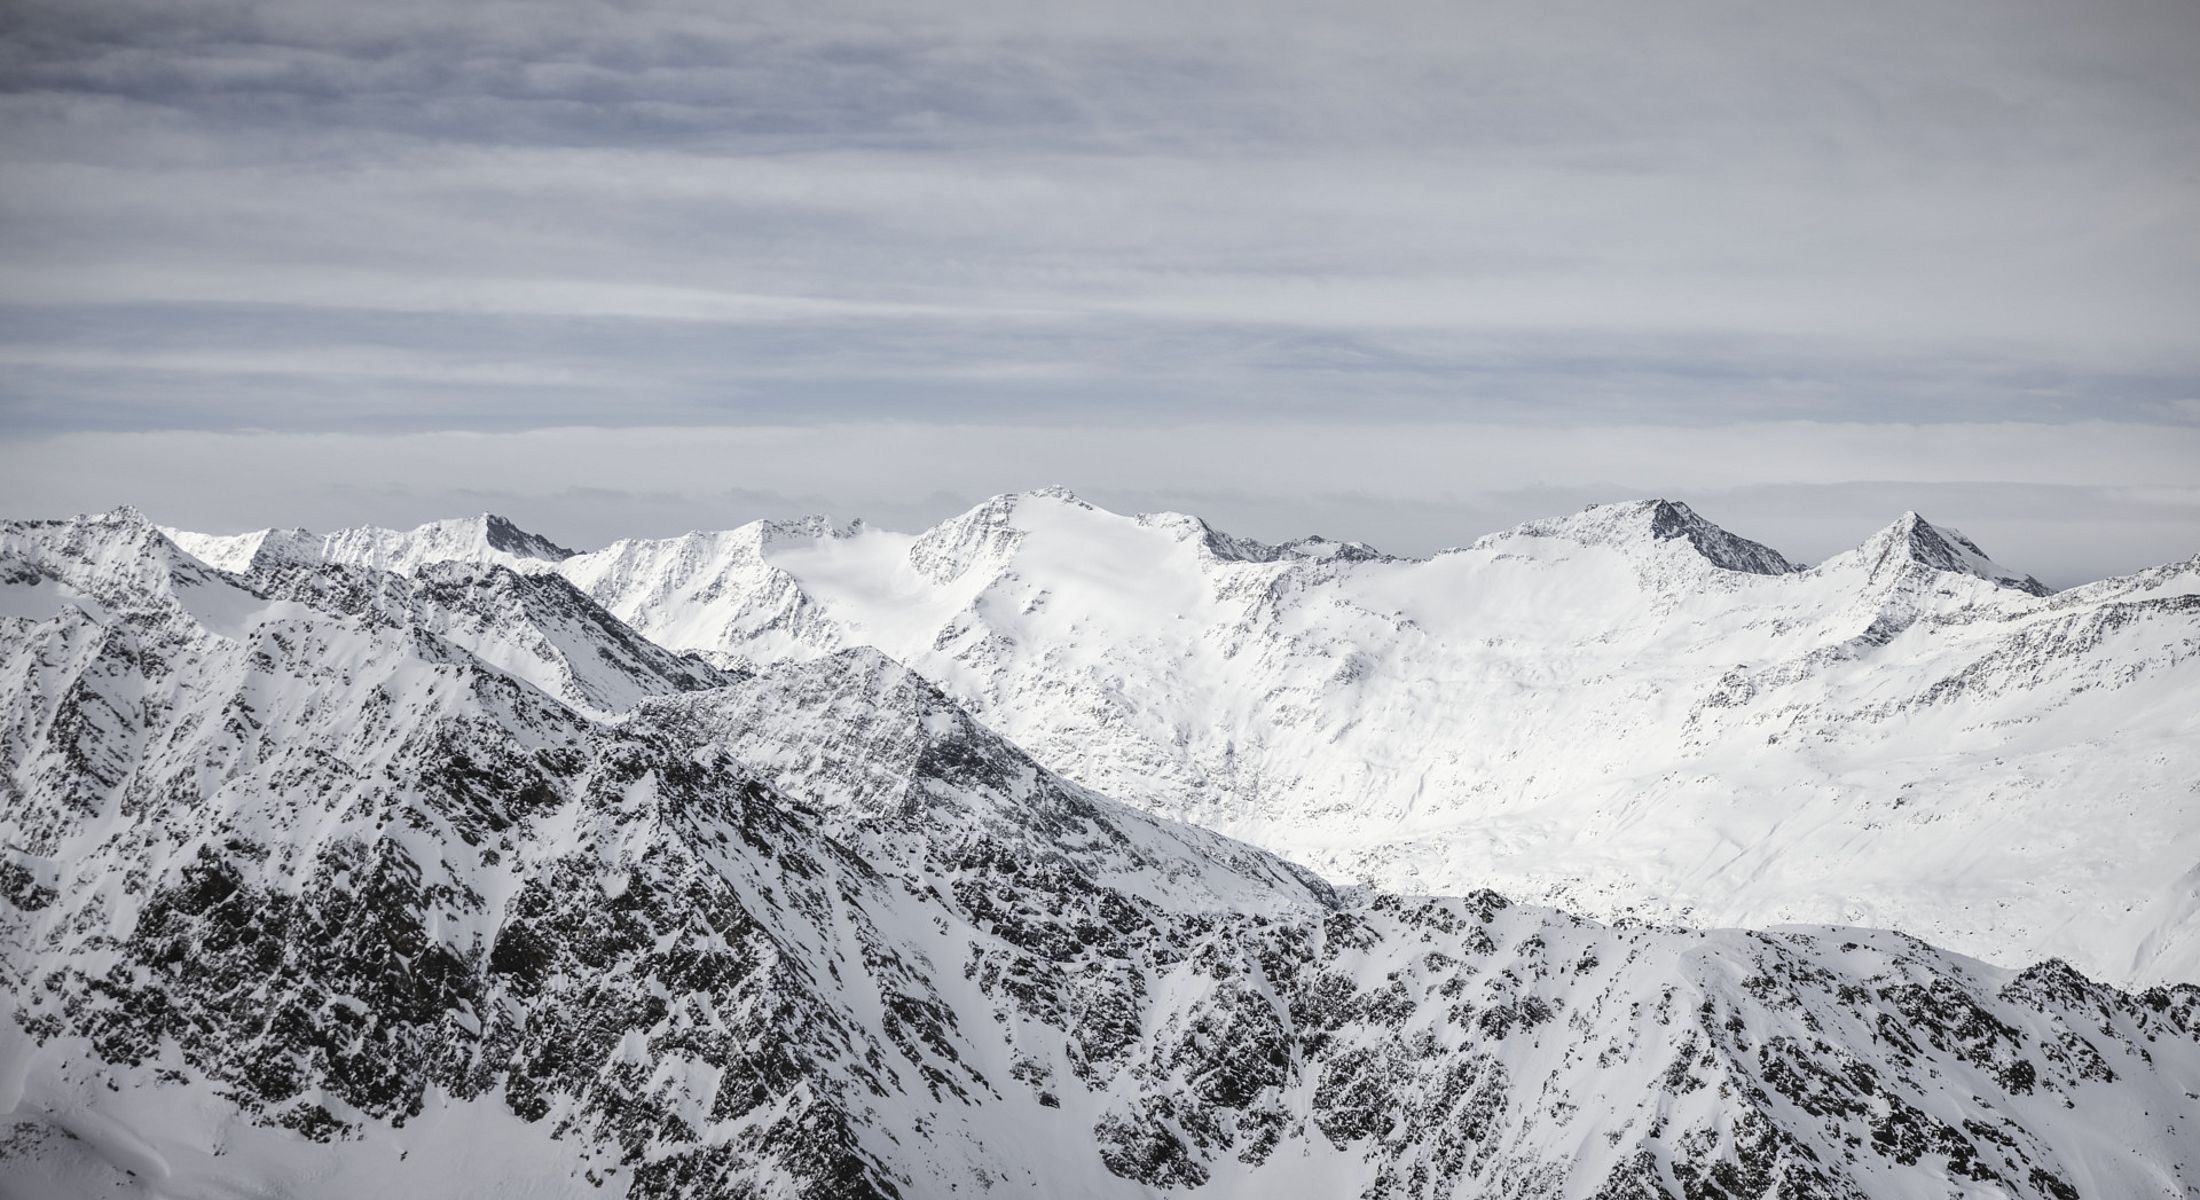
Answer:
[1640,498,1702,531]
[953,486,1108,519]
[1133,511,1390,565]
[1489,499,1800,576]
[155,513,583,575]
[477,513,577,561]
[1279,534,1387,563]
[97,504,154,528]
[908,495,1037,583]
[1129,510,1276,564]
[1862,512,2048,595]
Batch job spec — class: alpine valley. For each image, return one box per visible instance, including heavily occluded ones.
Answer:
[2,495,2195,1198]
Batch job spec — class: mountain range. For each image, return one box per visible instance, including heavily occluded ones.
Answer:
[2,497,2194,1198]
[159,489,2193,985]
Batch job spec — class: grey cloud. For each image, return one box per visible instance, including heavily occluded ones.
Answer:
[4,301,2194,435]
[5,2,2197,377]
[1,0,2195,581]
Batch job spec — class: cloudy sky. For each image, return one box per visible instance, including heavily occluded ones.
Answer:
[2,0,2195,583]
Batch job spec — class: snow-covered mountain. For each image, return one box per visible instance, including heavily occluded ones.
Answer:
[245,557,729,719]
[166,513,575,576]
[5,507,2198,1199]
[529,490,2199,987]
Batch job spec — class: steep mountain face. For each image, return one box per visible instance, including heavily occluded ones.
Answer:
[639,647,1339,927]
[520,490,2200,987]
[5,509,2198,1200]
[555,517,854,666]
[1857,512,2051,597]
[1494,499,1803,578]
[166,513,575,576]
[246,558,730,719]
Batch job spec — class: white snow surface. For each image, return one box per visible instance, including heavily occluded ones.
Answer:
[528,489,2200,986]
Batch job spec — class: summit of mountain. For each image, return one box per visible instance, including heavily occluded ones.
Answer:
[1477,497,1804,576]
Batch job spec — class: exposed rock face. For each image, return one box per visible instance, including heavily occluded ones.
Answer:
[1857,511,2051,597]
[5,508,2198,1199]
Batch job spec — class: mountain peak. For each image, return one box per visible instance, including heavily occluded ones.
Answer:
[475,513,577,561]
[5,507,265,632]
[1486,498,1801,576]
[950,486,1094,517]
[1861,512,2049,595]
[162,525,318,574]
[906,489,1095,583]
[1277,534,1386,562]
[307,512,578,572]
[162,513,578,576]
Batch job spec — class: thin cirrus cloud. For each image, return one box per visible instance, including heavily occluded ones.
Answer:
[0,0,2195,577]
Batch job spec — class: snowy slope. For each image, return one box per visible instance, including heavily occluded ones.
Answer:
[544,490,2200,986]
[4,508,2198,1199]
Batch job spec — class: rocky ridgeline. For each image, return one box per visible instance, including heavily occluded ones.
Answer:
[3,509,2197,1198]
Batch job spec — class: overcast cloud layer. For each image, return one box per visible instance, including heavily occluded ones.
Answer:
[2,0,2196,581]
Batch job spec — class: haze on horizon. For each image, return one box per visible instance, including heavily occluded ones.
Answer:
[2,0,2196,586]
